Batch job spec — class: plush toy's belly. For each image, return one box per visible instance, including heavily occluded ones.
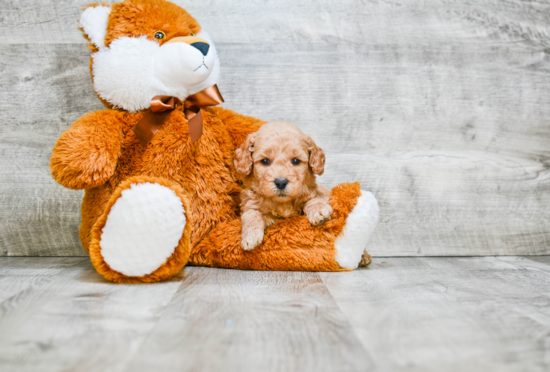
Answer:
[79,109,240,252]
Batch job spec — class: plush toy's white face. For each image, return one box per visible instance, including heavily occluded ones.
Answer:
[80,3,220,113]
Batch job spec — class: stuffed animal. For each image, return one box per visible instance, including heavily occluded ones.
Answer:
[49,0,380,283]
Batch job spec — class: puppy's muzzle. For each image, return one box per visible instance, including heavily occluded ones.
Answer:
[274,178,289,190]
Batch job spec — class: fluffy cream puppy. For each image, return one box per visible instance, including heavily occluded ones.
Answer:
[234,122,333,250]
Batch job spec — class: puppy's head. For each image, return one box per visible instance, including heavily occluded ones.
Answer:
[234,122,325,203]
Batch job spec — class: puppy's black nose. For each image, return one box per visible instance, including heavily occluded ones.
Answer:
[191,42,209,56]
[274,178,289,190]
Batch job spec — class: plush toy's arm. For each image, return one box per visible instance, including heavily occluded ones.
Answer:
[212,106,266,149]
[50,110,126,190]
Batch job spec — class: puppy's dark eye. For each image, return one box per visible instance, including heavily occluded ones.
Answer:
[190,32,195,36]
[291,158,301,165]
[261,159,270,165]
[154,31,166,39]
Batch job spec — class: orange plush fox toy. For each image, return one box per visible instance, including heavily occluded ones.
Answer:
[50,0,380,283]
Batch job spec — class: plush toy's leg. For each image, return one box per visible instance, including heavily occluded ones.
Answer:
[190,182,379,271]
[88,176,192,283]
[334,189,379,269]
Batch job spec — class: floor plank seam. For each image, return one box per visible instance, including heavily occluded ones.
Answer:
[117,271,187,372]
[317,271,378,367]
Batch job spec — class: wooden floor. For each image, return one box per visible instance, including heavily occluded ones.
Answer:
[0,257,549,372]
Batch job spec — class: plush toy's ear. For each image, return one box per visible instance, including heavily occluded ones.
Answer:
[305,135,325,175]
[234,133,257,175]
[79,5,112,49]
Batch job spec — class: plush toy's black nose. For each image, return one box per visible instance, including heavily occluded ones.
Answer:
[274,178,289,190]
[191,42,209,56]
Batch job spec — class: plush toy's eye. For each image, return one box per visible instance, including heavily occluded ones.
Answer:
[261,159,270,165]
[190,32,195,36]
[154,31,166,39]
[291,158,301,165]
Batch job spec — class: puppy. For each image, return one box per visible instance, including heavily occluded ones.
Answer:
[234,122,333,250]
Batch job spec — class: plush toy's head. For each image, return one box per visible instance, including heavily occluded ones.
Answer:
[80,0,220,112]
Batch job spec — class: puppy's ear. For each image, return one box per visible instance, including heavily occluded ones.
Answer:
[234,132,257,175]
[306,135,325,175]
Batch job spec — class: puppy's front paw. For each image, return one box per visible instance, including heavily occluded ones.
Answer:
[241,228,264,250]
[305,203,333,226]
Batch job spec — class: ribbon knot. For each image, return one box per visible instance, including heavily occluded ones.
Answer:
[132,84,224,146]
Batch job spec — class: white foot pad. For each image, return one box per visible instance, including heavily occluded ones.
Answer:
[335,190,379,269]
[100,182,186,277]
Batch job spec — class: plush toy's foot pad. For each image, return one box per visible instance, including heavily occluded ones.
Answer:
[90,176,191,283]
[334,190,379,270]
[100,182,185,276]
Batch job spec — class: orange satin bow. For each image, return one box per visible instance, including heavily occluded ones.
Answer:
[132,84,224,146]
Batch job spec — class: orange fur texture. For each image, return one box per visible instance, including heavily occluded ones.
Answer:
[50,0,368,282]
[235,122,333,250]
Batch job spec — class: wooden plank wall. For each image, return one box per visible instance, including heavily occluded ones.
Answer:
[1,0,549,256]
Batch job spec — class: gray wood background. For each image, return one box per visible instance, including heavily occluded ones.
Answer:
[1,0,550,256]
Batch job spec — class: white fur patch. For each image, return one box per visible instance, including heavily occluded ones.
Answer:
[335,190,380,269]
[92,32,220,112]
[92,37,184,112]
[100,183,186,277]
[79,6,111,49]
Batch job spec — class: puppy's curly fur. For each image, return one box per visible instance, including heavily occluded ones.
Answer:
[234,122,333,250]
